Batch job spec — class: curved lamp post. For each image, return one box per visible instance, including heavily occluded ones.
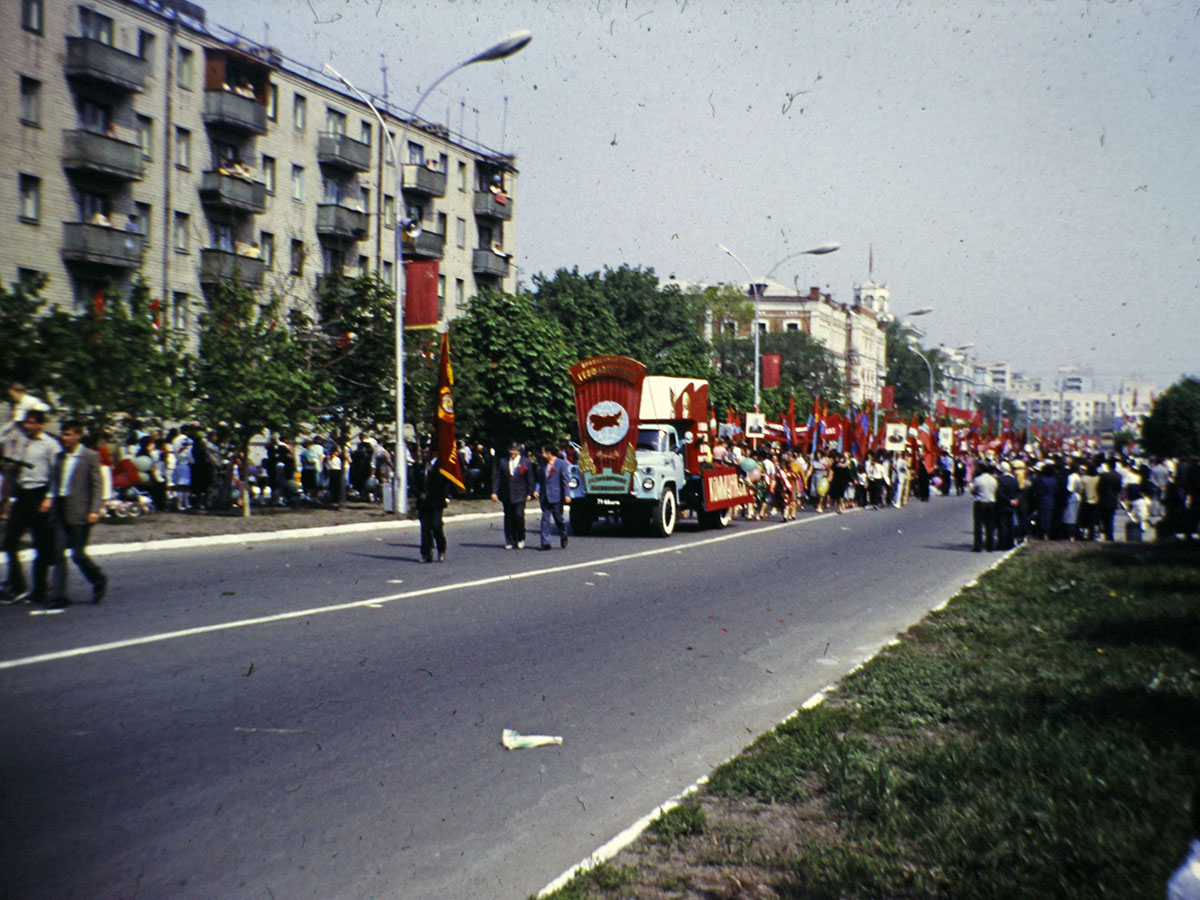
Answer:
[325,29,530,516]
[719,241,840,411]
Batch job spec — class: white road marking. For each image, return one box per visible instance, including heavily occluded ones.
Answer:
[0,515,836,672]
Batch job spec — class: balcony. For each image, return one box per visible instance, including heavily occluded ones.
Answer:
[65,36,147,93]
[199,171,267,214]
[316,204,367,241]
[473,189,513,221]
[202,90,268,135]
[61,130,144,181]
[472,248,510,278]
[403,229,445,260]
[318,133,371,172]
[61,223,145,268]
[402,163,447,197]
[199,249,266,289]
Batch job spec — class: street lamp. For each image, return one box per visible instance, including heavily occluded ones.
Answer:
[718,241,840,411]
[325,29,531,516]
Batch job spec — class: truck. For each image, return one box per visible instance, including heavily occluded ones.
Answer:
[566,356,753,537]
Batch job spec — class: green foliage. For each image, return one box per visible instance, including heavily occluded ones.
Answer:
[1141,376,1200,457]
[35,278,190,429]
[0,272,54,392]
[533,863,635,900]
[450,287,575,447]
[713,329,846,418]
[883,318,945,416]
[648,802,707,844]
[193,282,329,447]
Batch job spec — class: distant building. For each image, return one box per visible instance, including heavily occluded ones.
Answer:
[1,0,519,340]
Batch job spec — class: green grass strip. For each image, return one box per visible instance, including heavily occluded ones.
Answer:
[541,542,1200,899]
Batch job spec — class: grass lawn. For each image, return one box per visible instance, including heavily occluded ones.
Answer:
[541,541,1200,899]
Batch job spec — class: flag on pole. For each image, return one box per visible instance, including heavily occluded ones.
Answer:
[405,260,440,328]
[434,331,464,490]
[784,395,796,447]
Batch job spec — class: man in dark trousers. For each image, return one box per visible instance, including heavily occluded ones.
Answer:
[534,443,571,550]
[969,461,998,552]
[43,421,107,608]
[1,410,58,604]
[412,445,449,562]
[491,442,535,550]
[994,461,1020,550]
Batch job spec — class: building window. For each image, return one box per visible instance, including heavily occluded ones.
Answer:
[385,132,395,165]
[455,278,464,310]
[437,212,447,237]
[455,217,466,249]
[383,195,395,229]
[138,30,155,63]
[135,115,153,158]
[177,47,194,90]
[78,190,110,224]
[323,176,347,205]
[133,202,151,242]
[260,231,274,269]
[79,7,113,44]
[19,77,41,126]
[262,155,276,194]
[21,0,43,34]
[325,108,346,135]
[360,121,372,146]
[458,161,467,192]
[407,142,424,165]
[357,255,368,274]
[438,275,446,320]
[173,212,190,252]
[171,292,189,331]
[210,222,234,253]
[17,267,43,287]
[18,174,40,223]
[382,260,393,286]
[439,153,448,174]
[291,165,304,201]
[293,94,306,130]
[79,99,111,134]
[360,188,371,235]
[290,240,305,275]
[266,84,278,121]
[174,127,191,169]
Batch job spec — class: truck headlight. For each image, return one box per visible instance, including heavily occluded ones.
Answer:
[641,477,655,491]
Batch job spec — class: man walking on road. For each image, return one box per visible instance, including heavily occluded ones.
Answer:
[43,421,107,608]
[412,445,449,563]
[1,411,58,604]
[535,444,570,551]
[491,442,535,550]
[970,462,999,552]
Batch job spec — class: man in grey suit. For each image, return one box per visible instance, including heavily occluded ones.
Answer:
[40,421,107,608]
[534,444,571,550]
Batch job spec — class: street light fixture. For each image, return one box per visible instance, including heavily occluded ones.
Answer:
[324,29,530,516]
[719,241,840,411]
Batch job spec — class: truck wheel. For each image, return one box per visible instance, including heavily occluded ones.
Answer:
[700,506,734,529]
[570,500,595,536]
[650,489,677,537]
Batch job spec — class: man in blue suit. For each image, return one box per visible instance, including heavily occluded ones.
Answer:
[534,444,571,550]
[491,442,535,549]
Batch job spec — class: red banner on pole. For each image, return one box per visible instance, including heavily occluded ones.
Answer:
[435,331,464,490]
[880,385,894,409]
[761,353,782,390]
[405,260,440,328]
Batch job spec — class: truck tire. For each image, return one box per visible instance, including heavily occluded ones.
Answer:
[700,505,734,529]
[650,489,677,537]
[570,499,595,536]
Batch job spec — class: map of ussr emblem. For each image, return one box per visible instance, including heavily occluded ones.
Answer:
[585,400,629,446]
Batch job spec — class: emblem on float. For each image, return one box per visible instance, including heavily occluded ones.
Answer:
[585,400,630,446]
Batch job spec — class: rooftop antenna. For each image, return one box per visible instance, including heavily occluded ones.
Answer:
[501,94,509,151]
[380,54,388,103]
[458,99,466,135]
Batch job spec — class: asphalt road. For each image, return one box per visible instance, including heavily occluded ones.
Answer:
[0,495,1002,900]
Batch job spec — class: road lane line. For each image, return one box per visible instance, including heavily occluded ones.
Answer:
[0,514,837,672]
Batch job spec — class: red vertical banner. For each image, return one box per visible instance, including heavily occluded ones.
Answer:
[435,331,464,490]
[784,395,796,446]
[761,353,782,390]
[880,385,894,409]
[405,260,440,328]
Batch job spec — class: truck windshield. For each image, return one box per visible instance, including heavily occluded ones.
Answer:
[637,429,666,452]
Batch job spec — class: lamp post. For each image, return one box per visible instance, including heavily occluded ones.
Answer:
[324,29,530,516]
[718,241,840,411]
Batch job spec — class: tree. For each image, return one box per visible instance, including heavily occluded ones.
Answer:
[1141,377,1200,458]
[450,287,575,447]
[0,272,54,394]
[36,278,190,429]
[883,318,944,416]
[711,330,844,419]
[529,267,621,360]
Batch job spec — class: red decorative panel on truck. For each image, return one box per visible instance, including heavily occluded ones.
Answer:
[569,356,646,493]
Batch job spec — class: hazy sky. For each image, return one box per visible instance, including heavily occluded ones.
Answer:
[202,0,1199,388]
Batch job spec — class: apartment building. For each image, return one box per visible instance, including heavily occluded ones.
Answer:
[2,0,518,341]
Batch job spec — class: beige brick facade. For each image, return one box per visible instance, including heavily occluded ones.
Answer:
[1,0,518,341]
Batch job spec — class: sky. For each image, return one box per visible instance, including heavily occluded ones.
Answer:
[200,0,1200,390]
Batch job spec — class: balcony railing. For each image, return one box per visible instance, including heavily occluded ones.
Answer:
[473,189,513,220]
[199,171,267,214]
[402,163,447,197]
[199,249,266,288]
[317,133,371,172]
[61,130,144,180]
[202,90,268,135]
[316,204,368,241]
[402,229,445,259]
[472,248,510,278]
[61,223,145,268]
[65,36,147,93]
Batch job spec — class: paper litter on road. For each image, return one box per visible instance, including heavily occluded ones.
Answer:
[502,728,563,750]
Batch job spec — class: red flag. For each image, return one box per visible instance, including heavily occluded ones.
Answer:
[784,395,796,446]
[434,331,464,491]
[404,260,440,328]
[880,385,894,409]
[761,353,782,390]
[92,288,106,317]
[726,404,738,426]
